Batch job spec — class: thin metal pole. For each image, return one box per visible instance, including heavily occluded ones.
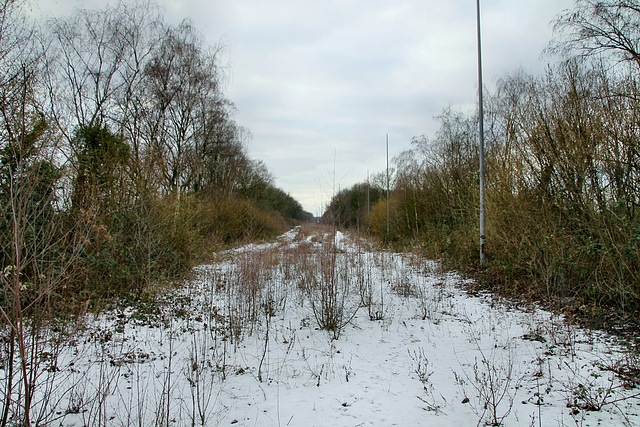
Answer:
[476,0,486,264]
[367,170,370,216]
[386,134,390,236]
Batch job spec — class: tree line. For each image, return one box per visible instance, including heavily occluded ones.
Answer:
[325,0,640,318]
[1,0,310,316]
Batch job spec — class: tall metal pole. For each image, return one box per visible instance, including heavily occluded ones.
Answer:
[476,0,486,264]
[386,134,390,236]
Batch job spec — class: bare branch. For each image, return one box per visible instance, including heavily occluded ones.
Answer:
[548,0,640,69]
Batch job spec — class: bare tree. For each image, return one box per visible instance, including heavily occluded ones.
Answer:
[549,0,640,69]
[0,1,89,424]
[1,3,44,424]
[44,0,163,142]
[143,19,228,196]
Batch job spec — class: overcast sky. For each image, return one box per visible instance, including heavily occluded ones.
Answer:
[35,0,575,215]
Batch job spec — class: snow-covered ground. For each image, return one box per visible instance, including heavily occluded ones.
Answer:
[33,227,640,426]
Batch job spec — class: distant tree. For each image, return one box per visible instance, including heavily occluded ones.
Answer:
[262,186,307,221]
[323,182,383,230]
[234,163,308,221]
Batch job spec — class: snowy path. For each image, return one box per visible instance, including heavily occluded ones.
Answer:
[44,227,639,426]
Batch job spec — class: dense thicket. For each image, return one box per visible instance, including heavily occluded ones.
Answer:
[369,62,640,312]
[326,0,640,317]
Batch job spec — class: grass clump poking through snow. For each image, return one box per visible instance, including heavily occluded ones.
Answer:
[307,232,360,339]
